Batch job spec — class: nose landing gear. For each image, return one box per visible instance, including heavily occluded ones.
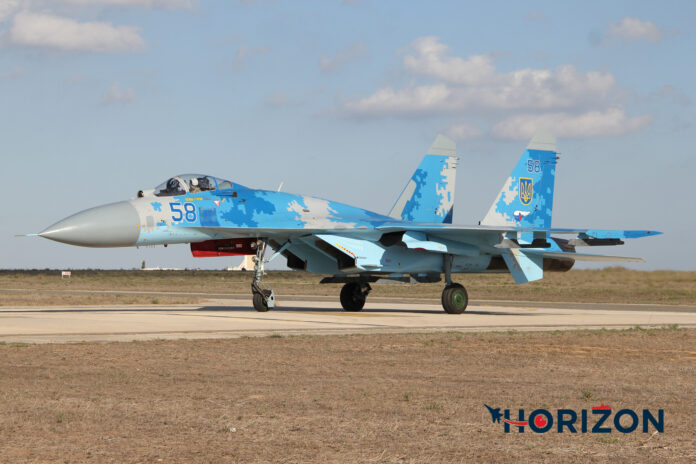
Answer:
[251,240,275,312]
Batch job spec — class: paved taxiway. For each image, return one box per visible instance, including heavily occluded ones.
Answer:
[1,297,695,343]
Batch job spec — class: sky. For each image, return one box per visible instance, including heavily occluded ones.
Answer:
[0,0,693,271]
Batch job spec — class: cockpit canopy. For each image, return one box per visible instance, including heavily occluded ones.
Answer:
[153,174,233,197]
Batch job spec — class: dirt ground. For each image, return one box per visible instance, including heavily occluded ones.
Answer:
[0,328,694,463]
[0,268,695,306]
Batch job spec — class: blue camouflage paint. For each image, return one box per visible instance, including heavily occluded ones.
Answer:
[392,155,457,224]
[401,167,428,222]
[482,148,557,228]
[135,185,395,247]
[219,189,277,228]
[39,134,659,285]
[199,207,220,227]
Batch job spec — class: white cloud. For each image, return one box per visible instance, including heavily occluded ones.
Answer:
[10,12,145,52]
[342,36,650,139]
[444,122,483,140]
[608,17,662,42]
[491,108,651,140]
[61,0,195,8]
[100,83,136,104]
[0,0,18,23]
[403,37,495,85]
[346,37,615,116]
[319,42,368,72]
[345,84,451,116]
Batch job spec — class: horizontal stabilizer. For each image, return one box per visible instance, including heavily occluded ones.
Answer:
[501,248,544,284]
[522,250,645,263]
[580,230,659,240]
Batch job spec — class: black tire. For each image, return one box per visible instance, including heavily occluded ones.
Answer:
[252,292,270,312]
[340,282,366,312]
[441,283,464,308]
[442,283,468,314]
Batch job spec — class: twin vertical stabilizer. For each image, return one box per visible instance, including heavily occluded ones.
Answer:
[483,131,559,283]
[389,135,458,224]
[481,131,558,229]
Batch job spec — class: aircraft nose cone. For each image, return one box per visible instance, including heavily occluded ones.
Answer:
[39,201,140,247]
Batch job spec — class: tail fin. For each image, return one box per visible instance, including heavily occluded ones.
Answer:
[389,135,458,223]
[481,132,558,228]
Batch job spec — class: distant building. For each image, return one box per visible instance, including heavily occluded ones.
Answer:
[227,255,255,271]
[141,267,184,271]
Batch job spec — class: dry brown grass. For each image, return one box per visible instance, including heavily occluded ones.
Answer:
[0,328,693,463]
[0,293,198,307]
[0,268,694,306]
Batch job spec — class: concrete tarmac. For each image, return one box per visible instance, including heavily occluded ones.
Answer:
[1,297,695,343]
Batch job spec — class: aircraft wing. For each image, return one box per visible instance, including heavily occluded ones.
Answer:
[187,223,658,284]
[187,223,660,239]
[373,223,658,283]
[190,224,660,250]
[375,222,660,240]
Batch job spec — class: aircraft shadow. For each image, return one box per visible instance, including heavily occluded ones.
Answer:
[0,306,531,316]
[196,306,530,316]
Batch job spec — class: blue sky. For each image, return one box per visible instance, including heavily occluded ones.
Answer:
[0,0,693,270]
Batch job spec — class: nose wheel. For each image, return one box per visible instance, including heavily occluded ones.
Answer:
[441,283,468,314]
[251,240,275,312]
[252,289,274,312]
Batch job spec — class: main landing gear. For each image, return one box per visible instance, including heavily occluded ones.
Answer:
[441,254,468,314]
[251,240,275,312]
[441,283,468,314]
[339,282,372,312]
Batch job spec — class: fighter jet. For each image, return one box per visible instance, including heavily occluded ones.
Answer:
[34,133,660,313]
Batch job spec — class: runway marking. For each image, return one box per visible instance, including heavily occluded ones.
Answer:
[161,312,397,328]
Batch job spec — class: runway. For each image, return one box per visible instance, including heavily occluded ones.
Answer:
[1,297,695,343]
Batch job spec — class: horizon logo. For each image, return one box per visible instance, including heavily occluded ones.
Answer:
[484,404,664,434]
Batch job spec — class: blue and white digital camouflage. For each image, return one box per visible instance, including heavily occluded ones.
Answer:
[482,132,557,229]
[35,133,661,311]
[389,135,458,224]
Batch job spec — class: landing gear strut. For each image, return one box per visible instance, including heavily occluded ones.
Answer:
[251,240,275,312]
[340,282,371,312]
[441,254,468,314]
